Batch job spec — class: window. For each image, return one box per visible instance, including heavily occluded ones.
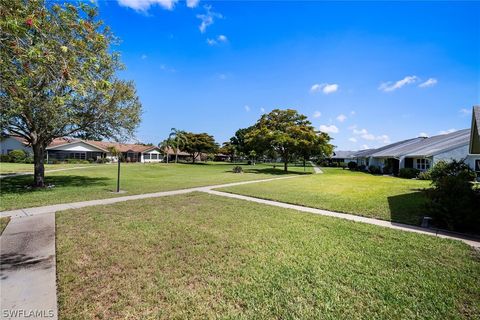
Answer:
[144,153,151,160]
[476,160,480,172]
[416,158,430,170]
[151,153,158,159]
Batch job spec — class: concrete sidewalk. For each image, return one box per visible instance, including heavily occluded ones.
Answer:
[0,175,298,219]
[203,189,480,248]
[0,213,57,320]
[310,161,323,174]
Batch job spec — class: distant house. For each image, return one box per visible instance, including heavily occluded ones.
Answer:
[329,151,356,164]
[349,107,480,174]
[0,136,163,163]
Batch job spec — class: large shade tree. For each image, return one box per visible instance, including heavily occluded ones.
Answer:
[0,1,142,187]
[246,109,332,171]
[183,132,218,163]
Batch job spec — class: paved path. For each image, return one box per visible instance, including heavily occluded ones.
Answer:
[2,172,479,319]
[310,161,323,174]
[0,176,297,219]
[203,189,480,248]
[0,213,57,320]
[0,165,100,180]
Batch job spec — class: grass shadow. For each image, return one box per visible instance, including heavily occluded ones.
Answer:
[0,175,111,196]
[241,167,312,175]
[387,189,429,226]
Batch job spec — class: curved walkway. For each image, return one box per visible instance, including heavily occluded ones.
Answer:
[1,174,479,320]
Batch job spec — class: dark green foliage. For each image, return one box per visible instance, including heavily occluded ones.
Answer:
[347,161,357,170]
[399,168,420,179]
[358,165,367,171]
[417,170,431,180]
[8,149,28,163]
[368,165,381,174]
[0,154,11,162]
[427,160,480,233]
[232,166,243,173]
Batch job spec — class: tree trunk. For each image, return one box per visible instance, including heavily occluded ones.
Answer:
[175,148,178,163]
[33,143,46,188]
[284,160,288,172]
[192,153,196,163]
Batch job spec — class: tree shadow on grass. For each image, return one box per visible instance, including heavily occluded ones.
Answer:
[0,175,111,196]
[240,167,312,175]
[387,189,429,226]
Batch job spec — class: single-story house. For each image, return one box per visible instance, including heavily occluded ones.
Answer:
[328,150,356,164]
[0,136,163,163]
[350,106,480,174]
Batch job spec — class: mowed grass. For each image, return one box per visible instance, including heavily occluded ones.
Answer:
[0,162,311,211]
[56,193,480,319]
[0,216,10,235]
[218,167,431,225]
[0,162,99,174]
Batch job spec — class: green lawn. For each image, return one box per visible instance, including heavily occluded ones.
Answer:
[218,167,431,225]
[0,216,10,235]
[56,193,480,319]
[0,162,311,211]
[0,162,99,174]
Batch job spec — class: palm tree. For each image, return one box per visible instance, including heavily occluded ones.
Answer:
[158,138,173,164]
[169,128,187,163]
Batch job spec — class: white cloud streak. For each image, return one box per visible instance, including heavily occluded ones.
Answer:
[310,83,339,94]
[336,114,347,122]
[186,0,200,8]
[319,124,339,134]
[418,78,438,88]
[313,111,322,118]
[117,0,177,12]
[197,5,222,33]
[379,75,418,92]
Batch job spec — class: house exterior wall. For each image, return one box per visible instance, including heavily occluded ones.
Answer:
[0,137,32,155]
[47,141,103,152]
[142,150,163,163]
[432,145,469,166]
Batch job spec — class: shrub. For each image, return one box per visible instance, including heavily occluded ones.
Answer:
[417,170,431,180]
[368,165,381,174]
[382,165,393,175]
[64,159,89,164]
[0,154,11,162]
[96,157,110,164]
[339,162,347,169]
[358,164,367,172]
[347,161,357,170]
[232,166,243,173]
[8,149,28,163]
[427,160,479,233]
[399,168,420,179]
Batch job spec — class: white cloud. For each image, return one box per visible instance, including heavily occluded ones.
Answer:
[348,137,357,143]
[313,111,322,118]
[418,132,429,137]
[350,111,356,116]
[439,128,457,135]
[319,124,339,134]
[186,0,200,8]
[351,127,390,144]
[418,78,438,88]
[361,144,370,149]
[197,5,222,33]
[336,114,347,122]
[141,54,147,60]
[117,0,177,12]
[217,34,228,42]
[206,35,228,46]
[379,75,418,92]
[160,64,176,72]
[244,105,250,112]
[260,107,265,113]
[460,108,470,116]
[310,83,339,94]
[206,38,217,46]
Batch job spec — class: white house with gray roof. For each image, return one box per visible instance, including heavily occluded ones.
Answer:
[348,106,480,174]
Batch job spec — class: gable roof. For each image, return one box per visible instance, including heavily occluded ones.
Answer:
[331,150,356,159]
[470,106,480,154]
[46,138,159,153]
[404,129,470,157]
[352,138,423,158]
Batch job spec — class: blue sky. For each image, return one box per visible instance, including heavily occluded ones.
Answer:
[98,0,479,150]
